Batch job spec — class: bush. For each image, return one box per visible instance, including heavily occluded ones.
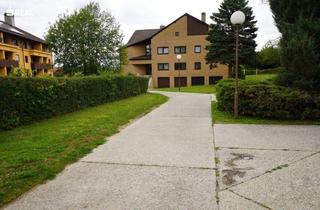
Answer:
[245,67,283,75]
[0,75,148,130]
[216,80,320,120]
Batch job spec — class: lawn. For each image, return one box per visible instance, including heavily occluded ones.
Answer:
[157,85,216,94]
[0,93,168,207]
[212,102,320,125]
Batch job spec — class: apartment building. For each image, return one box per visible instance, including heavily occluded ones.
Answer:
[123,13,229,88]
[0,12,53,76]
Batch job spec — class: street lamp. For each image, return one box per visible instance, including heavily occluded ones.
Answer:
[176,54,182,92]
[230,11,245,117]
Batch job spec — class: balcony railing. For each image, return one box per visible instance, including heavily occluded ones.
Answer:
[0,59,19,68]
[31,63,52,70]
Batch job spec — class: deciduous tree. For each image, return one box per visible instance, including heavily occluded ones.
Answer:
[46,2,123,75]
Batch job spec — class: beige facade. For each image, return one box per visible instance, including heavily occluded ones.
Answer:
[123,13,229,88]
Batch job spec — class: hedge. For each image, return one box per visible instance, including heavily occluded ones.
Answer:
[216,79,320,120]
[0,75,149,130]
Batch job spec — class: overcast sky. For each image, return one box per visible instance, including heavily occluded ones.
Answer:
[0,0,280,50]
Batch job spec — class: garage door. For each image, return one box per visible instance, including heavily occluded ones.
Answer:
[191,77,205,86]
[174,77,187,87]
[157,77,170,88]
[209,76,223,84]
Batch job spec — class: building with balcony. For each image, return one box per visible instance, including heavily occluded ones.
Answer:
[123,13,229,88]
[0,12,53,76]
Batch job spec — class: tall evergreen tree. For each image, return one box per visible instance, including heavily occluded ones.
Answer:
[206,0,257,76]
[269,0,320,91]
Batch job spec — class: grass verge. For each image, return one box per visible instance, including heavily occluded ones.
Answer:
[212,102,320,125]
[156,85,216,94]
[0,93,168,207]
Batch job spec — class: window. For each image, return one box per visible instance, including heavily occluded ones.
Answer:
[195,62,201,70]
[25,56,29,63]
[194,45,201,53]
[158,63,169,70]
[175,63,186,70]
[174,46,186,54]
[146,44,151,55]
[16,54,19,61]
[175,32,180,37]
[157,47,169,55]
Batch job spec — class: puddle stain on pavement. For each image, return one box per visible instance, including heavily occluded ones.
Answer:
[222,153,254,185]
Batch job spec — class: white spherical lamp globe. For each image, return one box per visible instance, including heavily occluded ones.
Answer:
[176,54,182,60]
[230,11,246,25]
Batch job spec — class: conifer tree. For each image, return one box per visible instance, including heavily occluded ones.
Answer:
[206,0,257,76]
[269,0,320,91]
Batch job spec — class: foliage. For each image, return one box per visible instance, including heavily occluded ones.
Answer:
[206,0,258,76]
[212,102,320,125]
[269,0,320,91]
[256,46,280,69]
[0,93,168,207]
[46,2,123,75]
[119,46,128,71]
[245,67,283,75]
[216,80,320,120]
[8,67,32,77]
[0,75,148,130]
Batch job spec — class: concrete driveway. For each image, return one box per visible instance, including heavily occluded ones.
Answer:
[3,92,320,210]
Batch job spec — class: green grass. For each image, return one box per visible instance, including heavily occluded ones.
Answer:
[156,85,216,94]
[0,93,168,207]
[212,102,320,125]
[245,74,277,82]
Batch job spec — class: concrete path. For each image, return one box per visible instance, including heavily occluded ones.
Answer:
[4,92,218,210]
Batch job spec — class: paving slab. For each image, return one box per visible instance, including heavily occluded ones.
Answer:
[217,148,313,189]
[82,92,215,168]
[229,153,320,210]
[219,190,266,210]
[214,124,320,151]
[4,162,217,210]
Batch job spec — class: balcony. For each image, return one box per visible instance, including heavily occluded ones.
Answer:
[31,63,52,70]
[0,59,19,68]
[129,55,151,61]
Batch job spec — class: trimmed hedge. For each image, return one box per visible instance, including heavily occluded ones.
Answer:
[216,79,320,120]
[0,75,148,130]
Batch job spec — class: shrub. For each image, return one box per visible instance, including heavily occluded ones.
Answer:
[0,75,148,130]
[245,67,283,75]
[9,67,33,77]
[216,79,320,120]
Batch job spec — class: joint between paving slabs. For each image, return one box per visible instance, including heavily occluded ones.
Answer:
[228,189,273,210]
[212,125,221,208]
[219,146,317,152]
[80,160,216,171]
